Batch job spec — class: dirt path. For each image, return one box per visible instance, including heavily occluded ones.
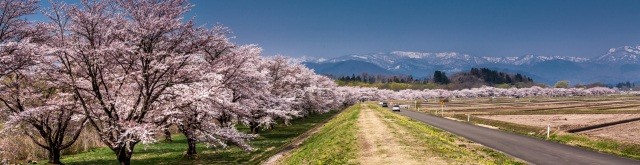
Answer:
[357,106,431,165]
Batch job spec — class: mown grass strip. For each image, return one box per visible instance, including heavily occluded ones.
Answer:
[36,110,339,165]
[279,104,360,165]
[370,104,524,165]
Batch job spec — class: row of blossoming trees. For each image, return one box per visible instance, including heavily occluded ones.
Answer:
[350,86,618,101]
[390,86,618,100]
[0,0,366,164]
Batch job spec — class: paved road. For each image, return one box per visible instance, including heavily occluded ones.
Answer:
[395,110,640,165]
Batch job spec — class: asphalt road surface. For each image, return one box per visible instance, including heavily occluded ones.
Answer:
[394,109,640,165]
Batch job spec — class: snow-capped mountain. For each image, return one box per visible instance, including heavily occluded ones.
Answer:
[595,46,640,64]
[327,51,485,69]
[306,51,590,68]
[482,55,589,65]
[291,55,327,63]
[300,46,640,84]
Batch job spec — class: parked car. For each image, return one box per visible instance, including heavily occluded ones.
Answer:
[392,105,400,111]
[381,102,388,107]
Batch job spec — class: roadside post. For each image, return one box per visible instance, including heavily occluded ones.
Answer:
[438,97,449,116]
[439,101,444,116]
[467,114,470,122]
[547,124,551,139]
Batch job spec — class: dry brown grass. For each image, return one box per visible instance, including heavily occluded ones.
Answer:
[0,126,104,163]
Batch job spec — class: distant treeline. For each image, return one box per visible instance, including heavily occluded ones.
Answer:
[614,81,636,90]
[335,73,425,84]
[331,68,540,90]
[469,68,533,85]
[449,68,536,89]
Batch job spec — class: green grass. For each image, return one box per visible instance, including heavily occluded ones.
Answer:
[280,103,361,165]
[450,114,640,160]
[41,110,339,165]
[550,134,640,160]
[370,104,524,164]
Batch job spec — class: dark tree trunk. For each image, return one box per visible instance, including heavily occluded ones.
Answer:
[178,124,198,158]
[250,122,260,134]
[164,125,172,142]
[48,148,62,164]
[115,145,134,165]
[217,113,232,127]
[186,137,197,156]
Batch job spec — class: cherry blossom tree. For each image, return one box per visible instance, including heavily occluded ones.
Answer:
[164,73,254,157]
[0,1,89,164]
[1,83,87,164]
[40,0,210,164]
[0,0,39,78]
[248,57,308,133]
[165,37,262,156]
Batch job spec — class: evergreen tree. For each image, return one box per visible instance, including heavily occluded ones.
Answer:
[433,71,450,84]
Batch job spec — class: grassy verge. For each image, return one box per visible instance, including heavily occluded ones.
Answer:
[551,134,640,160]
[38,110,339,165]
[370,104,524,164]
[450,114,640,160]
[279,103,360,164]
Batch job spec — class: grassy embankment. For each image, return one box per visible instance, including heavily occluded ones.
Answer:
[34,110,338,165]
[278,103,361,164]
[281,103,524,164]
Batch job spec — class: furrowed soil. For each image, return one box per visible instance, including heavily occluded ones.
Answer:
[478,114,640,131]
[583,121,640,144]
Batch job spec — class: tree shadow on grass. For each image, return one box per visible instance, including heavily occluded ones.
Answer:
[58,111,339,165]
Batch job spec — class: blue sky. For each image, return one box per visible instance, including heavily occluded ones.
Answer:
[34,0,640,58]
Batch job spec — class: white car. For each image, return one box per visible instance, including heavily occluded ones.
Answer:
[392,105,400,111]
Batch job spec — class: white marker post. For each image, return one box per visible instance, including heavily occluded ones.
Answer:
[467,114,470,122]
[547,124,551,139]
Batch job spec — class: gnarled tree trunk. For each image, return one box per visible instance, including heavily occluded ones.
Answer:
[164,125,173,142]
[186,137,197,156]
[178,123,198,158]
[47,148,62,164]
[114,144,135,165]
[249,121,260,134]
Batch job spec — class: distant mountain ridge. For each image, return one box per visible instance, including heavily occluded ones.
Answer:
[595,46,640,64]
[299,46,640,84]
